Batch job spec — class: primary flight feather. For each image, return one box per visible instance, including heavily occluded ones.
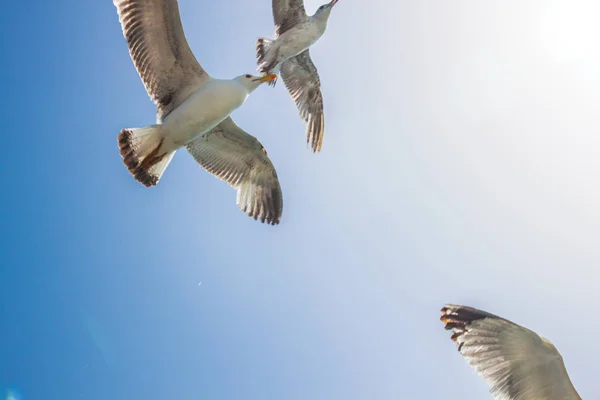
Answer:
[440,304,581,400]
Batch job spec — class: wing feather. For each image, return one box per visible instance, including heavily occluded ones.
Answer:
[441,305,581,400]
[113,0,209,118]
[272,0,307,36]
[280,50,325,152]
[186,117,283,225]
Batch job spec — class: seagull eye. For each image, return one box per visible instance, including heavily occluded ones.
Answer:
[245,74,252,78]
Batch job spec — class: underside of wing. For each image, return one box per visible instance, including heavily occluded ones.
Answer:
[280,50,325,152]
[272,0,307,36]
[440,305,581,400]
[185,117,283,225]
[113,0,209,117]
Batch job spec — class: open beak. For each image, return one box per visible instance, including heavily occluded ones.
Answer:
[329,0,338,6]
[254,73,277,83]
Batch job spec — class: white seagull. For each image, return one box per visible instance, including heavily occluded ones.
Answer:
[113,0,283,225]
[440,304,581,400]
[256,0,339,152]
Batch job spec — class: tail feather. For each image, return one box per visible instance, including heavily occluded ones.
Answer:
[255,37,272,69]
[256,38,279,86]
[117,126,174,187]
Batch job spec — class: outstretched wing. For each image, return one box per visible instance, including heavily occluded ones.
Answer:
[280,50,325,152]
[440,304,581,400]
[186,117,283,225]
[272,0,307,36]
[113,0,210,118]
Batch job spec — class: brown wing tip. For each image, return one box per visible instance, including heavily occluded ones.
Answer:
[307,117,324,153]
[245,205,281,225]
[309,136,323,153]
[441,304,501,351]
[441,304,499,323]
[251,213,281,225]
[441,304,483,323]
[117,129,159,187]
[240,183,283,226]
[244,205,282,226]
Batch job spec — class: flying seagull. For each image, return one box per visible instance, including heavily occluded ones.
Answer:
[256,0,339,152]
[113,0,282,225]
[440,304,581,400]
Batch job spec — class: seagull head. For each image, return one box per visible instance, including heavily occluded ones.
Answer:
[314,0,338,19]
[235,73,278,93]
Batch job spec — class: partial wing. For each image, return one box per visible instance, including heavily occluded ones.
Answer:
[272,0,307,36]
[113,0,210,118]
[440,304,581,400]
[280,50,325,152]
[186,117,283,225]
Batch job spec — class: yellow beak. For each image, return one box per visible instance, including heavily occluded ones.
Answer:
[254,73,277,83]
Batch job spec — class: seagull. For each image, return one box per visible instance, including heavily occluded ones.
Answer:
[440,304,581,400]
[113,0,283,225]
[256,0,339,152]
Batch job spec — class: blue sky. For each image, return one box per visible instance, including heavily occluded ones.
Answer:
[1,0,599,399]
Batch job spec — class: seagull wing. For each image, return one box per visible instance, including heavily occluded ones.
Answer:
[272,0,308,36]
[186,117,283,225]
[441,304,581,400]
[280,50,325,152]
[113,0,210,118]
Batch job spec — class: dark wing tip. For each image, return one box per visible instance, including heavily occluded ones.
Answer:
[307,113,324,152]
[440,305,508,351]
[243,182,283,226]
[441,304,500,323]
[264,184,283,225]
[441,304,491,322]
[440,305,497,349]
[280,53,325,153]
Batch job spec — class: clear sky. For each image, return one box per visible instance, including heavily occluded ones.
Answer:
[1,0,599,399]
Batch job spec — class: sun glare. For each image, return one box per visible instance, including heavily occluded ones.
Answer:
[5,389,20,400]
[535,2,600,65]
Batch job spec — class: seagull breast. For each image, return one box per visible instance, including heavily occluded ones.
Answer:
[161,79,249,148]
[278,21,324,57]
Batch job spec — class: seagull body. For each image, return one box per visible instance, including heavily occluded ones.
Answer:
[113,0,282,224]
[441,304,581,400]
[262,17,327,70]
[256,0,339,152]
[158,78,255,149]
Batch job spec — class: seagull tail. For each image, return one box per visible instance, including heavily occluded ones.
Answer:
[117,125,175,187]
[256,38,278,86]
